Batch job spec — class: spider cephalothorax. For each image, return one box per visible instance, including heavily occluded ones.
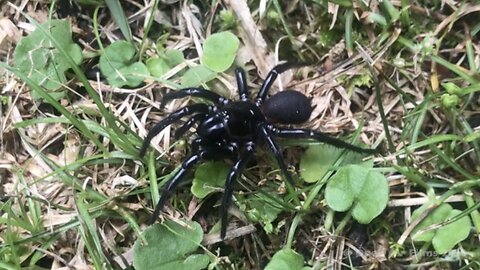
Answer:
[139,62,375,239]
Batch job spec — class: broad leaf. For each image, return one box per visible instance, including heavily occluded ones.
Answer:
[191,161,230,199]
[181,65,217,87]
[264,249,304,270]
[411,203,452,242]
[133,221,208,270]
[147,57,171,77]
[147,49,185,77]
[13,19,83,99]
[201,31,239,72]
[412,203,471,254]
[245,194,284,234]
[99,40,149,87]
[299,144,364,183]
[325,164,388,223]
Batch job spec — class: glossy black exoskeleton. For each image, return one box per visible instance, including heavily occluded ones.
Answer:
[139,62,376,239]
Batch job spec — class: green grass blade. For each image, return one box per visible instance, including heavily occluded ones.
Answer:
[76,194,113,269]
[105,0,132,41]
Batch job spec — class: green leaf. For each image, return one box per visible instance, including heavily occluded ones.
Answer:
[99,40,149,87]
[147,57,171,77]
[161,254,209,270]
[412,204,471,254]
[264,249,304,270]
[440,93,460,108]
[351,170,390,223]
[181,65,217,87]
[133,221,208,270]
[147,49,185,78]
[105,0,132,41]
[201,31,239,72]
[300,145,341,183]
[164,49,185,66]
[432,210,471,254]
[411,203,452,242]
[299,144,364,183]
[13,19,83,99]
[245,194,283,234]
[325,164,388,223]
[191,161,230,199]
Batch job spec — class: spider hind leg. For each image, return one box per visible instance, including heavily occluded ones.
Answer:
[220,142,255,239]
[269,126,377,154]
[148,146,236,225]
[259,125,296,187]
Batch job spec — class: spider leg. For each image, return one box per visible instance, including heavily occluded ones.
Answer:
[139,103,209,157]
[174,114,206,139]
[235,67,249,101]
[220,141,255,239]
[259,125,295,186]
[255,62,304,105]
[268,126,376,154]
[149,146,236,225]
[161,87,227,108]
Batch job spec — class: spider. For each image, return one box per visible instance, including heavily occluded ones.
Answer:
[139,62,376,239]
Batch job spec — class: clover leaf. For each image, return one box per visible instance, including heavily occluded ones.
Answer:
[13,19,83,100]
[264,249,305,270]
[133,221,209,270]
[147,57,170,77]
[201,31,239,72]
[181,65,217,87]
[412,203,471,254]
[99,40,149,87]
[325,164,388,224]
[147,49,185,77]
[245,194,284,234]
[299,144,365,183]
[191,161,230,199]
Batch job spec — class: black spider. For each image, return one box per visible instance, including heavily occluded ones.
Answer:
[139,62,376,239]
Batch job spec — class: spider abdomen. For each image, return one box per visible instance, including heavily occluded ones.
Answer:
[262,90,313,124]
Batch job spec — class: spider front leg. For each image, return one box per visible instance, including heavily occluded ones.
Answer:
[139,103,209,157]
[268,126,376,154]
[235,67,249,101]
[220,141,255,239]
[255,62,305,105]
[161,87,228,108]
[149,146,236,225]
[174,114,206,139]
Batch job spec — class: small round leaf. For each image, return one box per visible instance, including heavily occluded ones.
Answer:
[411,203,471,254]
[201,31,240,72]
[147,57,171,77]
[299,144,367,183]
[133,220,207,270]
[411,203,452,242]
[432,209,471,254]
[13,19,83,98]
[299,145,342,183]
[191,161,230,199]
[325,164,388,223]
[264,249,304,270]
[99,41,149,87]
[181,65,217,87]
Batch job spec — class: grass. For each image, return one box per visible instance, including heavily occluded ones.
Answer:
[1,0,480,269]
